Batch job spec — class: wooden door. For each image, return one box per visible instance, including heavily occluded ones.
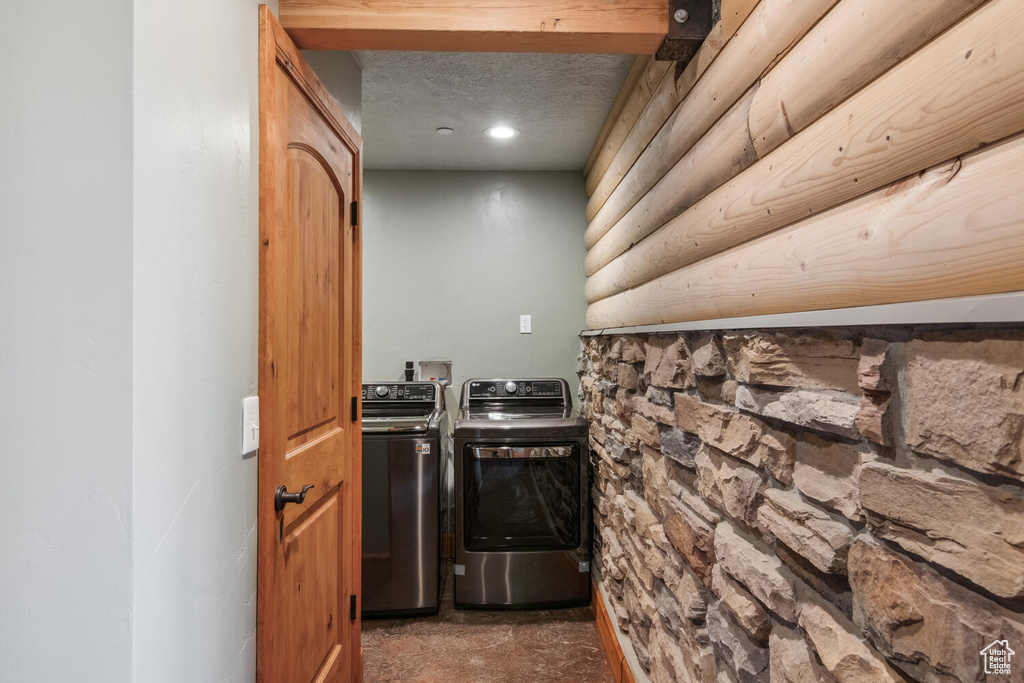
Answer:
[258,6,362,682]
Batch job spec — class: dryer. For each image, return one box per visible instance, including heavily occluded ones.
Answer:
[453,378,590,609]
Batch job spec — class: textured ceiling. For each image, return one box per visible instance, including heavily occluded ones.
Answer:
[356,51,634,171]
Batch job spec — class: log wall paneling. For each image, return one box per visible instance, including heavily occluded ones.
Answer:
[584,64,680,223]
[583,0,761,223]
[581,0,987,278]
[748,0,987,157]
[279,0,667,53]
[584,57,671,196]
[584,0,761,200]
[584,86,759,276]
[585,57,655,179]
[585,0,982,222]
[673,0,762,104]
[582,0,839,250]
[586,132,1024,329]
[719,0,763,36]
[585,0,1024,303]
[584,0,988,278]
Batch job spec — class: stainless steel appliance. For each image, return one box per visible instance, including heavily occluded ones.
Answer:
[454,378,590,609]
[361,381,447,617]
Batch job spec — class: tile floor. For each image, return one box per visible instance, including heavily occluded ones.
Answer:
[362,567,615,683]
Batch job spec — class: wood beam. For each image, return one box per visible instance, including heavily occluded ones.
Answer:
[279,0,668,53]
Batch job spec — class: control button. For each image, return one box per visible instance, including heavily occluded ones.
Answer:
[505,381,518,394]
[375,385,389,398]
[526,385,532,393]
[488,386,495,393]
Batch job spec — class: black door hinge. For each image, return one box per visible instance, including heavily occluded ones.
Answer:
[350,200,359,226]
[351,395,358,422]
[350,594,357,620]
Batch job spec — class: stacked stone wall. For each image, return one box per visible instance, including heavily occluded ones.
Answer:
[580,327,1024,682]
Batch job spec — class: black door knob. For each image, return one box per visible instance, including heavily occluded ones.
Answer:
[275,484,314,512]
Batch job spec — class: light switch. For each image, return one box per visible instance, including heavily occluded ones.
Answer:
[520,314,532,334]
[242,396,259,455]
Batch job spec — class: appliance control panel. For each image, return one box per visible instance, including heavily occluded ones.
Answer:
[467,379,565,400]
[362,382,436,401]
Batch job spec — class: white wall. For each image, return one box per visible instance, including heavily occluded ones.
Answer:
[362,171,588,408]
[131,3,361,681]
[0,1,134,681]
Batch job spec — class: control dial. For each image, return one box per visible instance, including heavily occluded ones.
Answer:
[504,381,518,395]
[375,385,390,398]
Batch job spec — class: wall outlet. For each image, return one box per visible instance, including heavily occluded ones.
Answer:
[520,314,532,334]
[242,395,259,455]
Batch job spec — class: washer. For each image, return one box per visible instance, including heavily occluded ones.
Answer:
[454,378,590,609]
[361,381,447,618]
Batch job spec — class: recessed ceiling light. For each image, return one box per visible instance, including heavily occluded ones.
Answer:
[436,127,454,135]
[486,126,519,139]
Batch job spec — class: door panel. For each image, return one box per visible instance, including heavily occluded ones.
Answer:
[258,6,363,682]
[284,146,341,444]
[280,487,342,682]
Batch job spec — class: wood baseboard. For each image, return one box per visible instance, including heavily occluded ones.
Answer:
[593,581,635,683]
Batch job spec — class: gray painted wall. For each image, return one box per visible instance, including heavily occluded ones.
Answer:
[0,1,134,681]
[2,1,362,681]
[131,2,360,682]
[362,171,588,412]
[131,0,273,680]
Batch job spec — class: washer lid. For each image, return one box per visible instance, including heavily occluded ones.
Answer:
[362,414,432,434]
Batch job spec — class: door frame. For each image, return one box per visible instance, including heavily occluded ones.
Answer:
[257,5,363,681]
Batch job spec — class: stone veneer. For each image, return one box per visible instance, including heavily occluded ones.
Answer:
[579,327,1024,683]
